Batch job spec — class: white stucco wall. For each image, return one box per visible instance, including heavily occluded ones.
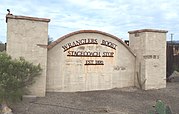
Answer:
[6,14,167,95]
[47,31,136,92]
[129,29,167,90]
[6,15,50,96]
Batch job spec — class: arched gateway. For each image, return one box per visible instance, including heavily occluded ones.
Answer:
[47,30,136,92]
[6,14,167,97]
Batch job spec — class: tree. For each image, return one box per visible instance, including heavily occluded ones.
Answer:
[0,42,5,52]
[0,52,42,113]
[48,35,53,45]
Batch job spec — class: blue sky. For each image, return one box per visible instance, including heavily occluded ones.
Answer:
[0,0,179,43]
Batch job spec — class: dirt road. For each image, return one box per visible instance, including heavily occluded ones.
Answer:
[12,81,179,114]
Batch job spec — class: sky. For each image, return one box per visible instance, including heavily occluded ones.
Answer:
[0,0,179,43]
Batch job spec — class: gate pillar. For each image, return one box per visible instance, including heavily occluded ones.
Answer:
[6,14,50,96]
[129,29,168,90]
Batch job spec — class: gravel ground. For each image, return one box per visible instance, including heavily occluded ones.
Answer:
[11,78,179,114]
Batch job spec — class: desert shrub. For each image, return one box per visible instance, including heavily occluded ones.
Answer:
[0,52,42,104]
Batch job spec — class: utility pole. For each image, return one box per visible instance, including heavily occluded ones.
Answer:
[171,33,173,44]
[170,33,174,74]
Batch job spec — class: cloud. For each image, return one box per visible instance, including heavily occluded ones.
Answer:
[0,0,179,43]
[66,0,115,10]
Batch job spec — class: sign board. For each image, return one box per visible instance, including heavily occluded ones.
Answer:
[47,31,135,92]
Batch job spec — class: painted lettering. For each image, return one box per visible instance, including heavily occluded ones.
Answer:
[62,45,68,51]
[101,40,117,50]
[62,38,98,52]
[67,51,101,57]
[85,60,94,65]
[85,60,104,65]
[95,60,104,65]
[143,55,159,59]
[102,52,114,57]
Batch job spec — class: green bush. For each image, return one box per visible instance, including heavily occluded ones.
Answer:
[0,52,42,104]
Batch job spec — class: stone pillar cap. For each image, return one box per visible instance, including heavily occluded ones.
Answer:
[128,29,168,34]
[6,14,50,23]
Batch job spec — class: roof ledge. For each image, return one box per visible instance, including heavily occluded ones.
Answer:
[128,29,168,34]
[6,14,50,22]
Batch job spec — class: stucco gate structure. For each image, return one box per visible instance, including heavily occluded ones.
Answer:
[6,14,168,97]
